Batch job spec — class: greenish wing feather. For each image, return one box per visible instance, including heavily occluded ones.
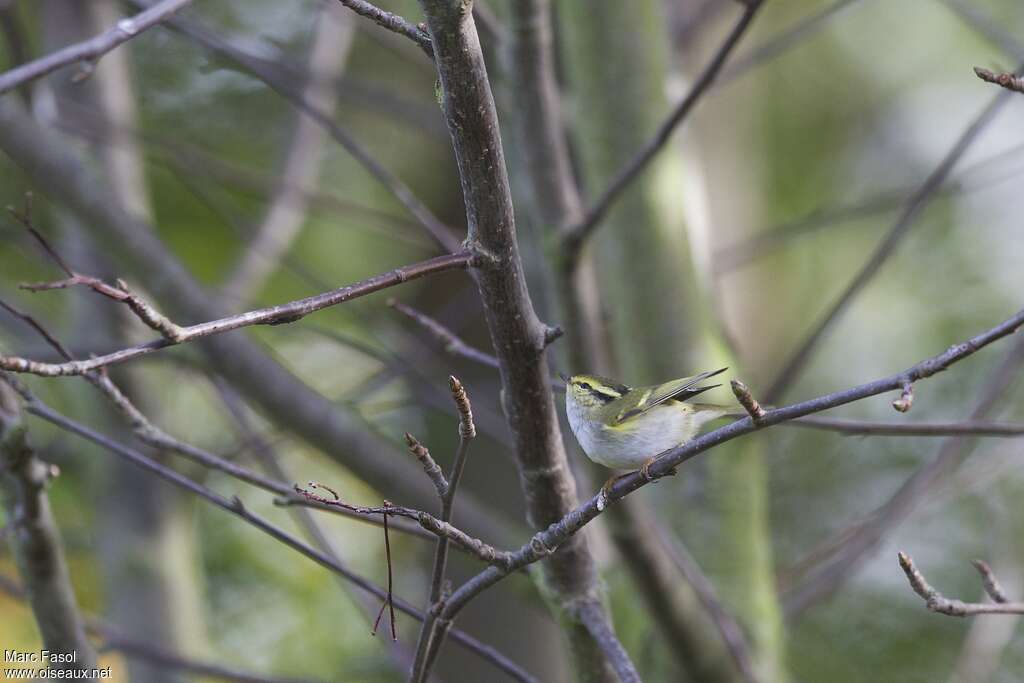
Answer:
[613,368,726,424]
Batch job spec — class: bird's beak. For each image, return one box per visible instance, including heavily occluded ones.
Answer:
[558,372,570,383]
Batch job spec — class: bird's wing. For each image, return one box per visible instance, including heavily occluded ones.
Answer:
[613,368,727,424]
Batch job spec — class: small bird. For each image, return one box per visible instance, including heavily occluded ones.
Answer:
[563,369,729,496]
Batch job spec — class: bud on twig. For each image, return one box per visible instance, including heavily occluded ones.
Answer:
[448,376,476,440]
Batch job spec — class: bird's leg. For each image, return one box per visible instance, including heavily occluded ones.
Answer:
[597,473,626,511]
[640,456,676,481]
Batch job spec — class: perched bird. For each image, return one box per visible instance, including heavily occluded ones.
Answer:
[563,369,729,499]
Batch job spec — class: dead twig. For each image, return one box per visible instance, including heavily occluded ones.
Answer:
[0,0,193,95]
[899,552,1024,616]
[0,250,472,376]
[974,67,1024,94]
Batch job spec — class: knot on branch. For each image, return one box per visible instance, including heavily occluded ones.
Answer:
[529,535,555,560]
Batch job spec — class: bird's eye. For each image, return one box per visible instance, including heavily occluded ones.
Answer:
[579,382,591,391]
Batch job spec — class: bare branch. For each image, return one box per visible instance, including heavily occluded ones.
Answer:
[656,527,760,683]
[0,251,471,376]
[0,297,443,545]
[720,0,862,83]
[561,0,764,260]
[0,0,192,95]
[428,309,1024,627]
[334,0,433,58]
[405,432,447,497]
[764,79,1021,402]
[0,576,328,683]
[971,560,1010,604]
[388,298,499,368]
[417,0,629,677]
[0,95,510,547]
[0,383,97,672]
[941,0,1024,62]
[899,552,1024,616]
[786,416,1024,437]
[783,333,1024,618]
[293,484,510,568]
[126,0,458,252]
[974,67,1024,94]
[8,384,538,683]
[221,4,356,306]
[575,600,642,683]
[411,376,478,682]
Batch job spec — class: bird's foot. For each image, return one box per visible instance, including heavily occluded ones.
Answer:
[639,456,676,482]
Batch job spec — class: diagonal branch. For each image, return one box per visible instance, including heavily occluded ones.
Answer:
[334,0,433,58]
[0,251,471,376]
[764,79,1021,402]
[3,379,538,683]
[425,308,1024,628]
[560,0,764,261]
[781,333,1024,618]
[127,0,458,252]
[388,299,499,368]
[0,0,192,95]
[221,3,357,307]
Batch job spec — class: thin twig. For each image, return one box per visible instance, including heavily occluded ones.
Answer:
[388,299,499,368]
[764,79,1021,402]
[405,432,448,496]
[0,294,438,542]
[7,385,537,683]
[972,559,1010,604]
[0,251,472,376]
[899,552,1024,616]
[974,67,1024,94]
[786,416,1024,437]
[412,376,477,683]
[293,484,511,568]
[720,0,862,83]
[370,502,398,640]
[0,0,193,95]
[713,141,1024,273]
[941,0,1024,62]
[782,334,1024,618]
[561,0,764,260]
[127,0,458,251]
[656,527,760,683]
[221,3,356,307]
[334,0,433,58]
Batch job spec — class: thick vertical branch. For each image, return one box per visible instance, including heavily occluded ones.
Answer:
[510,2,755,680]
[0,383,97,671]
[416,1,623,679]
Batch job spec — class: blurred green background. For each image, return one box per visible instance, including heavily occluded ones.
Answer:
[1,0,1024,681]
